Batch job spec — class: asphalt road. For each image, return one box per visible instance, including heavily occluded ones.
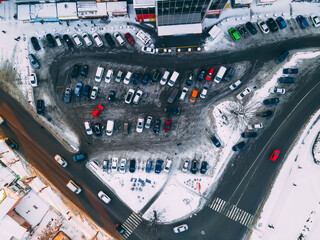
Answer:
[1,35,320,240]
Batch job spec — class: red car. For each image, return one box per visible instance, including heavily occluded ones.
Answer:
[270,149,280,161]
[205,68,215,81]
[92,105,104,118]
[164,119,172,132]
[125,33,135,46]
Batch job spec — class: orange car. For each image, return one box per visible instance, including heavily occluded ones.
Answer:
[190,90,198,102]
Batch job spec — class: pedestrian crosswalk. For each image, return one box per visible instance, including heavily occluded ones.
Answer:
[208,197,254,227]
[121,212,142,239]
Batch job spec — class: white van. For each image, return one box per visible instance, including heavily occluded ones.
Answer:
[160,71,170,85]
[95,67,104,82]
[105,69,113,83]
[135,30,151,45]
[106,120,114,136]
[114,32,125,46]
[167,71,179,87]
[214,66,227,83]
[124,71,132,84]
[66,180,81,194]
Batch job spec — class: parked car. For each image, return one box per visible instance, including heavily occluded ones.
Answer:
[173,224,188,234]
[124,71,132,85]
[54,154,68,167]
[136,117,144,133]
[248,123,263,130]
[276,50,289,63]
[145,116,152,129]
[163,158,173,173]
[111,157,118,172]
[129,159,136,173]
[141,73,150,85]
[63,34,73,48]
[28,54,40,69]
[256,110,273,118]
[228,28,240,41]
[92,32,103,47]
[123,122,129,135]
[125,89,135,104]
[98,191,111,204]
[152,70,161,83]
[200,161,208,174]
[114,32,125,46]
[131,72,141,86]
[224,67,235,82]
[5,138,18,149]
[103,160,110,172]
[84,121,93,135]
[278,76,294,83]
[133,90,143,104]
[269,87,285,94]
[200,83,210,99]
[82,85,91,99]
[82,33,92,46]
[276,16,287,29]
[74,82,83,97]
[182,159,190,173]
[186,73,194,86]
[94,123,102,136]
[73,153,87,162]
[263,98,280,105]
[46,34,56,47]
[229,80,241,90]
[258,21,270,34]
[115,71,123,83]
[270,149,280,161]
[245,22,258,35]
[146,159,153,173]
[153,119,161,134]
[64,88,72,103]
[237,25,249,38]
[266,18,279,32]
[241,132,258,138]
[296,15,309,29]
[197,70,206,82]
[232,141,246,151]
[155,159,163,174]
[179,87,188,101]
[236,87,252,100]
[283,68,298,74]
[104,33,115,46]
[107,89,116,102]
[141,46,155,54]
[80,65,89,78]
[54,34,63,47]
[36,100,45,114]
[190,90,198,102]
[91,105,104,118]
[311,15,320,27]
[119,159,127,174]
[72,34,82,47]
[31,36,41,51]
[211,135,221,148]
[90,86,99,100]
[205,68,215,81]
[70,64,80,79]
[164,119,172,132]
[125,33,135,46]
[190,160,198,174]
[28,73,38,87]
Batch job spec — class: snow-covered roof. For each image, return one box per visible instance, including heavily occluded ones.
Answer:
[97,2,107,16]
[234,0,253,4]
[107,1,127,14]
[133,0,155,8]
[17,4,30,21]
[0,215,27,240]
[0,167,16,189]
[56,2,78,20]
[29,3,57,19]
[158,23,202,36]
[0,190,16,221]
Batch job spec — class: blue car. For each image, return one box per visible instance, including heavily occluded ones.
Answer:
[296,15,309,29]
[276,17,287,29]
[74,82,83,97]
[141,73,150,85]
[131,72,141,86]
[146,159,152,173]
[73,153,87,162]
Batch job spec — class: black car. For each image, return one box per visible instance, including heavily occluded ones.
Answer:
[237,25,249,37]
[283,68,298,74]
[132,72,141,86]
[104,33,115,46]
[200,161,208,174]
[28,54,40,69]
[266,18,279,32]
[82,85,91,99]
[186,73,194,86]
[46,34,56,47]
[245,22,258,35]
[31,37,41,51]
[278,77,294,83]
[153,119,161,134]
[63,34,73,48]
[224,67,235,81]
[165,108,180,115]
[115,224,126,236]
[141,73,150,85]
[241,132,258,138]
[211,135,221,148]
[64,88,72,103]
[71,64,80,79]
[232,141,246,151]
[80,65,89,78]
[155,159,163,174]
[5,138,18,149]
[107,89,116,102]
[197,70,206,82]
[190,160,198,174]
[257,110,273,118]
[94,123,102,136]
[276,50,289,63]
[129,159,136,173]
[36,100,45,114]
[151,71,161,83]
[263,98,279,105]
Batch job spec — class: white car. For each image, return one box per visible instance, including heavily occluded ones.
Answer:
[123,71,132,85]
[258,21,269,34]
[132,90,143,105]
[125,89,135,104]
[311,15,320,27]
[179,87,188,101]
[98,191,111,204]
[54,154,68,167]
[72,34,83,47]
[90,86,99,100]
[236,87,252,100]
[54,34,63,47]
[269,87,285,94]
[28,73,38,87]
[141,46,155,54]
[248,123,263,130]
[84,121,93,135]
[145,116,152,129]
[82,33,92,46]
[200,83,209,99]
[229,80,241,90]
[119,158,127,174]
[182,159,189,173]
[111,157,118,172]
[115,71,123,83]
[114,32,125,46]
[136,117,144,133]
[163,158,173,173]
[92,32,103,47]
[173,224,188,233]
